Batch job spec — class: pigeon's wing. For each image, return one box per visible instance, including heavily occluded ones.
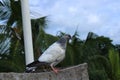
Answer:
[38,42,65,64]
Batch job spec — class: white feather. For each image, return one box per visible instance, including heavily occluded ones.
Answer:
[38,42,65,65]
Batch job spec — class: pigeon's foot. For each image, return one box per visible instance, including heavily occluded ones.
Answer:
[53,68,60,73]
[50,64,60,74]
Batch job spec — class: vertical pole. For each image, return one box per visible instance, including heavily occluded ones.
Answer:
[20,0,34,65]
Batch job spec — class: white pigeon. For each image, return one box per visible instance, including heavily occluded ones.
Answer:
[26,34,71,73]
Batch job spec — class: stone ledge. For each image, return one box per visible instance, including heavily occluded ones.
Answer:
[0,63,89,80]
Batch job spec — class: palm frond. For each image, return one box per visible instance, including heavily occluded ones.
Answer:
[0,25,11,54]
[109,49,120,80]
[7,0,22,26]
[0,0,11,24]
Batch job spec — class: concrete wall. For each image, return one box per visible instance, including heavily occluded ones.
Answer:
[0,63,89,80]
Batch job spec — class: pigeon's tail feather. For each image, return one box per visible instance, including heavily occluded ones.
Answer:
[25,61,49,73]
[26,61,38,67]
[27,61,49,67]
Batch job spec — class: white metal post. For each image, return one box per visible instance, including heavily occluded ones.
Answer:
[20,0,34,65]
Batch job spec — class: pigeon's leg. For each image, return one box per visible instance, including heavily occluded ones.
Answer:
[50,63,59,73]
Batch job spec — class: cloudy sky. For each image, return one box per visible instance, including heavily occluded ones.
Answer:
[19,0,120,44]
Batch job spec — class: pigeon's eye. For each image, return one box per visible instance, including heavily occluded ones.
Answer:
[67,35,71,39]
[68,35,71,38]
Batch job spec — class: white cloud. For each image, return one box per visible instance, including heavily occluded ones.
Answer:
[68,6,77,13]
[29,0,120,44]
[86,14,100,24]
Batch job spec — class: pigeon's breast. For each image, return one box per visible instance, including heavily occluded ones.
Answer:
[38,42,66,63]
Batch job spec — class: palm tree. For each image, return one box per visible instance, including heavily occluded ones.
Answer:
[0,0,11,25]
[87,48,120,80]
[108,49,120,80]
[0,0,49,72]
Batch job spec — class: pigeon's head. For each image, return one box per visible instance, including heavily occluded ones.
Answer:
[63,34,71,41]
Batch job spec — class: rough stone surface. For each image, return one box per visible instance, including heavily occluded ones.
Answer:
[0,63,89,80]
